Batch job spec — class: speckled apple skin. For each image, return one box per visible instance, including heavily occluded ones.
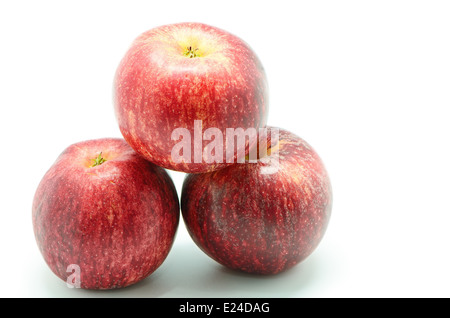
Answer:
[114,22,268,173]
[32,139,179,289]
[181,128,332,274]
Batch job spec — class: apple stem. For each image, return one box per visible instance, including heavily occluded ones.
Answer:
[90,152,107,167]
[245,137,279,161]
[184,46,199,58]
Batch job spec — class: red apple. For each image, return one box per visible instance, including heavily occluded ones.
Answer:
[114,22,268,173]
[32,138,179,289]
[181,127,332,274]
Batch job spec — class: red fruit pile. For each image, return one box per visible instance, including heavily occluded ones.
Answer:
[33,22,332,290]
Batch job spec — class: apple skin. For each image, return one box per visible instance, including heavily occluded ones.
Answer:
[181,127,332,274]
[32,138,179,289]
[114,22,268,173]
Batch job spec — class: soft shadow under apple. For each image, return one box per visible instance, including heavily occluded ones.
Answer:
[37,236,322,298]
[135,239,321,298]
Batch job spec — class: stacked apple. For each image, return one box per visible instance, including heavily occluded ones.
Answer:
[33,23,332,289]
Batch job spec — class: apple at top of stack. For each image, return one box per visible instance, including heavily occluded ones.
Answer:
[114,22,268,173]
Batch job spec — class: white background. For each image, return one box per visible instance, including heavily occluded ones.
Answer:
[1,0,449,298]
